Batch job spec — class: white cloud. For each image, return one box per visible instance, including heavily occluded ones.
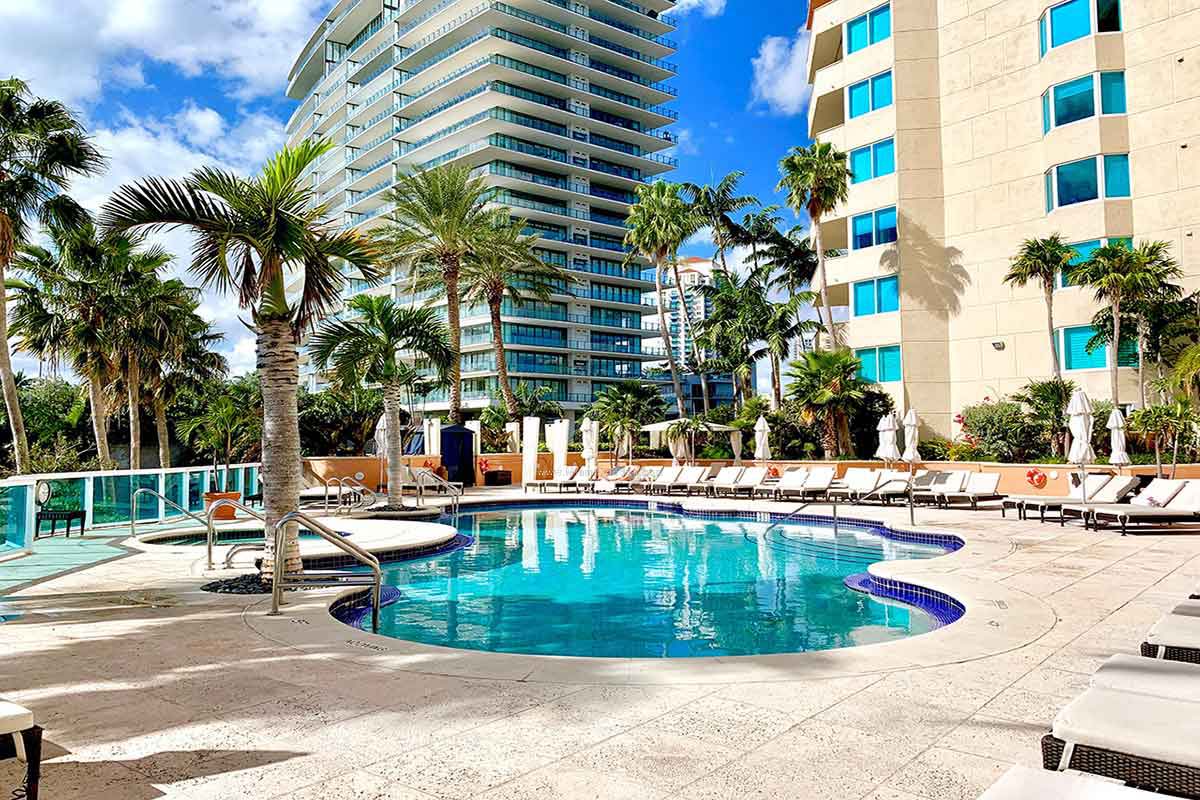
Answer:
[676,128,699,156]
[750,29,813,116]
[0,0,328,105]
[670,0,728,17]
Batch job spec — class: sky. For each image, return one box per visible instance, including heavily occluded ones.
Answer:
[0,0,813,382]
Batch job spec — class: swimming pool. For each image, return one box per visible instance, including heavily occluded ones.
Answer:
[337,503,962,658]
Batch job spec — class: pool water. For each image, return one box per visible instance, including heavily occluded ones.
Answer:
[350,506,953,658]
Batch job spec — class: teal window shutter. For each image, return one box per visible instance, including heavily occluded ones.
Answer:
[853,280,877,316]
[848,79,871,118]
[1104,154,1130,197]
[1045,171,1054,212]
[869,5,891,43]
[1050,0,1090,47]
[850,146,873,183]
[1063,325,1106,370]
[856,348,879,382]
[873,138,895,176]
[847,15,869,53]
[1052,75,1095,126]
[878,345,902,382]
[877,275,899,312]
[1039,15,1048,57]
[1100,72,1126,114]
[871,71,893,109]
[1117,336,1139,367]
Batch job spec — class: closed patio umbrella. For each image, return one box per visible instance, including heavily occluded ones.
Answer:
[581,418,599,473]
[731,430,743,466]
[521,416,540,486]
[669,434,687,466]
[874,412,901,463]
[901,408,920,466]
[754,416,772,461]
[548,419,570,475]
[1067,390,1096,502]
[1107,408,1131,467]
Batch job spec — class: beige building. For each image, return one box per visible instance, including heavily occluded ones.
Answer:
[805,0,1199,436]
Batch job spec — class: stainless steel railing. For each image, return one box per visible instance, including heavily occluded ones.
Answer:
[205,498,266,570]
[268,510,383,633]
[855,477,918,526]
[333,476,378,514]
[130,487,212,541]
[760,497,840,539]
[415,469,462,516]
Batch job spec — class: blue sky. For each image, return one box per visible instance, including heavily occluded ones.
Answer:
[0,0,813,375]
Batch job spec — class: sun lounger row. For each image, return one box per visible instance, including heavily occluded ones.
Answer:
[1005,473,1200,534]
[525,466,597,493]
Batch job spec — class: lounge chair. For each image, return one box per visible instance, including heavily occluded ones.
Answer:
[865,469,919,504]
[1091,653,1200,696]
[697,466,742,496]
[939,472,1003,510]
[0,700,40,800]
[1034,475,1140,525]
[828,468,881,502]
[980,764,1158,799]
[758,468,807,499]
[646,466,684,494]
[527,465,578,493]
[1063,478,1189,529]
[1142,601,1200,663]
[1042,684,1200,795]
[561,467,598,492]
[682,464,723,496]
[723,466,768,497]
[1005,473,1114,521]
[628,466,664,494]
[594,465,636,493]
[799,466,836,500]
[913,470,968,505]
[1089,480,1200,535]
[665,466,707,495]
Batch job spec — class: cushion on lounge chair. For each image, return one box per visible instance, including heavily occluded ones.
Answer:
[1163,480,1200,512]
[804,467,835,490]
[1051,686,1200,770]
[776,469,809,490]
[0,701,34,735]
[673,466,706,485]
[1091,654,1200,702]
[652,466,683,485]
[981,765,1161,799]
[735,467,768,487]
[1131,479,1187,508]
[1172,600,1200,618]
[1089,475,1141,504]
[711,466,742,485]
[959,472,1001,495]
[1146,610,1200,651]
[837,468,879,493]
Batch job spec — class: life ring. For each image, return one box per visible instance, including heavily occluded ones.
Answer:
[1026,468,1047,489]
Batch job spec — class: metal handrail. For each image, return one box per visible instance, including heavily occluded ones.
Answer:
[761,497,840,539]
[268,510,383,633]
[335,476,378,514]
[130,487,212,541]
[205,498,266,570]
[322,477,344,512]
[855,476,918,526]
[415,469,462,515]
[224,541,265,569]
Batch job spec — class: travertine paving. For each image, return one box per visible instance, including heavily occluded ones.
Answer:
[3,492,1199,799]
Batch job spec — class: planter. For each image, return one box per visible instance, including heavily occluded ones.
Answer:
[204,491,242,520]
[484,469,512,487]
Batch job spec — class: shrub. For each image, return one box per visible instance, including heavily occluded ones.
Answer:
[959,398,1042,461]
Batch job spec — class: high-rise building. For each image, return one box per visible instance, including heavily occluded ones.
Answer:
[805,0,1198,435]
[285,0,678,417]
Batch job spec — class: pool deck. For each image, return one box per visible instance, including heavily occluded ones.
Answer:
[2,487,1200,799]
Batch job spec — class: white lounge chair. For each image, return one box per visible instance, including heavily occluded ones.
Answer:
[1089,480,1200,534]
[561,466,598,492]
[724,466,768,497]
[913,470,968,505]
[1062,478,1189,529]
[0,700,40,800]
[527,465,578,493]
[1092,653,1200,697]
[866,469,919,504]
[1142,600,1200,663]
[683,464,724,495]
[594,465,635,493]
[828,468,881,502]
[939,472,1003,510]
[980,764,1162,799]
[704,466,744,496]
[646,466,684,494]
[665,466,707,495]
[758,468,807,499]
[1043,475,1141,525]
[1005,473,1114,520]
[628,466,663,494]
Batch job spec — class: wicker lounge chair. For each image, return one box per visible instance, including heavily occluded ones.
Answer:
[699,466,743,496]
[939,472,1003,510]
[1005,473,1115,521]
[1141,601,1200,663]
[724,466,769,497]
[757,468,807,499]
[980,764,1159,799]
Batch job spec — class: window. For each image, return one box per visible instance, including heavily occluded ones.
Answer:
[848,70,893,118]
[856,345,902,383]
[853,275,899,316]
[1041,72,1126,134]
[1059,237,1131,288]
[846,4,891,54]
[1040,0,1122,58]
[849,138,895,183]
[1060,325,1138,370]
[1044,154,1130,210]
[851,206,898,250]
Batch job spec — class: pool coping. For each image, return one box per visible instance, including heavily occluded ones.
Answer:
[241,493,1057,685]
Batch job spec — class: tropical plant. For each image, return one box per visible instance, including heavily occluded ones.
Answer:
[298,387,386,458]
[99,139,382,577]
[510,381,564,420]
[695,267,761,407]
[587,381,666,463]
[378,164,498,424]
[959,398,1041,462]
[1005,235,1076,380]
[777,142,852,347]
[1011,377,1076,458]
[0,78,106,472]
[681,171,756,272]
[309,294,454,507]
[459,219,570,418]
[1128,400,1196,478]
[625,181,699,418]
[784,349,869,457]
[178,395,252,490]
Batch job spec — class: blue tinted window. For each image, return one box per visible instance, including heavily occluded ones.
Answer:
[1045,172,1054,213]
[1104,154,1130,197]
[1039,15,1048,57]
[869,5,891,43]
[848,79,871,118]
[847,15,869,53]
[1063,325,1106,370]
[873,139,895,177]
[871,71,893,109]
[1056,157,1099,207]
[852,213,874,249]
[850,146,873,183]
[1042,92,1051,134]
[853,280,877,315]
[1053,75,1095,126]
[856,348,879,382]
[878,345,902,382]
[1109,236,1132,249]
[875,206,898,244]
[1100,72,1126,114]
[877,275,899,312]
[1050,0,1091,47]
[1060,239,1100,287]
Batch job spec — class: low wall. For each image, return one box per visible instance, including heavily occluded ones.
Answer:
[305,455,442,489]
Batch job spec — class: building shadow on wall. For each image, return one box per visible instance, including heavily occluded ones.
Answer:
[878,214,969,320]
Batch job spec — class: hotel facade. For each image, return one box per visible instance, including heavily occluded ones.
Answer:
[285,0,677,415]
[806,0,1199,435]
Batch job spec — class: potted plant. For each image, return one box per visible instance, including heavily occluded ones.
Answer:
[179,396,248,520]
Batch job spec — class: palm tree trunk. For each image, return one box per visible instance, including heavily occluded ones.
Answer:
[1172,430,1181,479]
[126,359,141,469]
[0,246,30,473]
[1045,283,1061,379]
[444,261,463,424]
[770,354,783,410]
[258,317,303,579]
[87,373,111,464]
[655,259,686,417]
[1111,297,1122,407]
[383,380,405,507]
[812,221,834,349]
[1137,319,1147,410]
[1154,435,1163,479]
[490,300,519,418]
[670,259,709,415]
[153,395,170,468]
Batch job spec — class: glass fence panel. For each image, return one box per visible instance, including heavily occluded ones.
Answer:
[164,473,186,518]
[35,478,86,535]
[134,475,161,521]
[0,485,30,551]
[92,475,133,526]
[188,471,207,512]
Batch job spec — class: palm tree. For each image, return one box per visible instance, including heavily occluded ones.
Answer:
[1005,235,1076,380]
[777,142,851,348]
[696,267,763,407]
[1012,377,1075,458]
[0,78,106,472]
[1077,242,1168,407]
[763,226,821,358]
[681,171,757,272]
[625,181,699,418]
[755,289,821,410]
[178,394,252,489]
[309,295,454,508]
[459,219,570,419]
[1129,242,1182,407]
[378,164,497,424]
[99,139,382,577]
[785,349,868,457]
[588,381,666,463]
